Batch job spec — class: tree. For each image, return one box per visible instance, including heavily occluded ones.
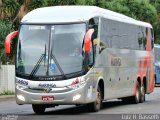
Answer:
[12,0,30,24]
[100,0,157,24]
[126,0,156,24]
[46,0,59,6]
[76,0,95,5]
[104,0,130,16]
[0,20,15,64]
[0,0,2,18]
[149,0,160,43]
[28,0,47,11]
[1,0,20,21]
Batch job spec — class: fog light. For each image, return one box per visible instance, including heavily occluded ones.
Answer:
[73,94,81,101]
[17,95,25,101]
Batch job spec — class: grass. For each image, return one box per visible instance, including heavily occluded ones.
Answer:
[0,91,15,95]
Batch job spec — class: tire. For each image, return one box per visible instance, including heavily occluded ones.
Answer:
[32,104,45,114]
[140,83,145,103]
[131,82,140,104]
[155,76,157,87]
[88,86,102,112]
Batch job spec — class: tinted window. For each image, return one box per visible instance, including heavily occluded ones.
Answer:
[100,17,150,51]
[100,18,111,48]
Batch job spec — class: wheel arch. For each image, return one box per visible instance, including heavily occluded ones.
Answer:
[142,76,147,93]
[137,77,141,86]
[133,76,141,96]
[96,77,104,100]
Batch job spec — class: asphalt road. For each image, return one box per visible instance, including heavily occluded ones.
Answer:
[0,87,160,120]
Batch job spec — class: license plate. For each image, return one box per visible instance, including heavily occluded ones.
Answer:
[42,96,54,101]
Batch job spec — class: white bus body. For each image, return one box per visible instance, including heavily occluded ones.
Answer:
[4,6,155,113]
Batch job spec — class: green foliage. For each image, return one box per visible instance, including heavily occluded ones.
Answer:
[75,0,95,5]
[57,0,76,5]
[149,0,160,43]
[0,90,15,95]
[129,0,157,24]
[28,0,77,9]
[2,0,20,20]
[105,0,130,16]
[150,0,160,13]
[28,0,48,11]
[0,20,15,64]
[46,0,60,6]
[102,0,157,24]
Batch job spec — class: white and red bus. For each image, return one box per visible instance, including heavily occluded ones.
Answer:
[4,6,155,113]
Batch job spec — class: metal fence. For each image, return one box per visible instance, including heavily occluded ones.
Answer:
[0,65,15,93]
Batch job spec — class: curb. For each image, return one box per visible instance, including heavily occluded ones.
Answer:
[0,95,15,99]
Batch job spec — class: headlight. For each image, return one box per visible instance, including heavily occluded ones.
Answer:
[73,93,81,101]
[17,94,25,101]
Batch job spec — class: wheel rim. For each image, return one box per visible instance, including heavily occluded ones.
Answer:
[136,86,140,102]
[96,90,101,109]
[141,85,145,101]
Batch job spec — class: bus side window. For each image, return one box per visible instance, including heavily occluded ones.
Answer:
[138,26,143,50]
[142,27,147,50]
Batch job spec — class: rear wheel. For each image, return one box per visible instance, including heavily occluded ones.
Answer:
[155,75,157,87]
[88,86,102,112]
[131,82,140,104]
[140,83,145,103]
[32,104,45,114]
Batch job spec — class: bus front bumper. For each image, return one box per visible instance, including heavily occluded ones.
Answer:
[15,83,96,105]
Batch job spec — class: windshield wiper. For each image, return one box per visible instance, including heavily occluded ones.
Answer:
[29,45,47,79]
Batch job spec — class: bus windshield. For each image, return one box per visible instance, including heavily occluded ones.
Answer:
[16,23,86,78]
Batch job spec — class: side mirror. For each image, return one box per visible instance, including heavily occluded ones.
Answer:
[4,31,18,54]
[84,29,94,53]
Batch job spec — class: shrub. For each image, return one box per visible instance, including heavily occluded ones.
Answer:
[0,20,15,64]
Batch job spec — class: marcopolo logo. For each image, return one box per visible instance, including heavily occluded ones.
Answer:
[38,83,56,88]
[17,79,28,86]
[111,57,122,66]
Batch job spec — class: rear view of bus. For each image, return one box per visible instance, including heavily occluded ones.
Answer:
[154,44,160,85]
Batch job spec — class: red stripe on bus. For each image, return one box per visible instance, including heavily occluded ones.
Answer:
[134,29,154,95]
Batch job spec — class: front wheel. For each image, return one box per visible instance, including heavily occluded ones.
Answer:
[32,104,45,114]
[88,86,102,112]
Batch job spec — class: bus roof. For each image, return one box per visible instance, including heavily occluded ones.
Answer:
[21,6,152,28]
